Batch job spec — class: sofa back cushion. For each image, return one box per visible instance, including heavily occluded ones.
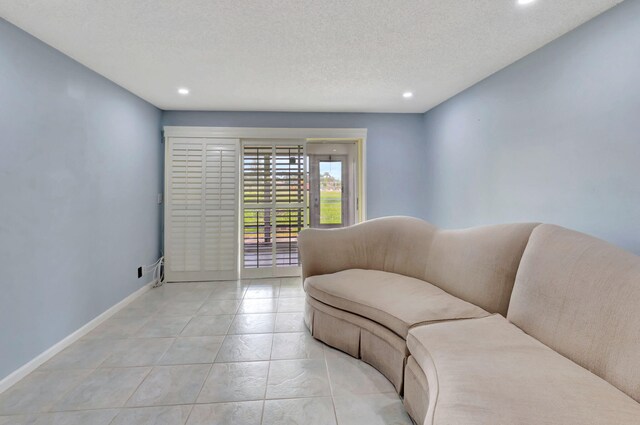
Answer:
[299,217,538,316]
[299,216,439,282]
[508,224,640,402]
[425,223,539,316]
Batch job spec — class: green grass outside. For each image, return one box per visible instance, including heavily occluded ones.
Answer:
[243,190,341,229]
[319,190,342,225]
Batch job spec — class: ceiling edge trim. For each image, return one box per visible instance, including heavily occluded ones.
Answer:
[163,126,368,139]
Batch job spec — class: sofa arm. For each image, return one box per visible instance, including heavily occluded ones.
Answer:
[297,227,356,281]
[297,216,437,281]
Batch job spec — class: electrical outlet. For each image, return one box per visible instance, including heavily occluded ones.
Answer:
[137,267,143,278]
[157,193,163,205]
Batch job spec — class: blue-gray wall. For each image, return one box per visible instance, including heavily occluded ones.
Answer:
[422,0,640,253]
[163,112,427,219]
[0,19,162,379]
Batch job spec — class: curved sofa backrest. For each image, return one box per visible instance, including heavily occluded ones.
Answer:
[508,224,640,402]
[298,216,538,315]
[299,216,438,282]
[424,223,539,316]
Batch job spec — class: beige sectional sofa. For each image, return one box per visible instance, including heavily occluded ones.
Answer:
[298,217,640,425]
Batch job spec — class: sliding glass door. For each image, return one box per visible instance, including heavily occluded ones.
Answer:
[241,141,306,278]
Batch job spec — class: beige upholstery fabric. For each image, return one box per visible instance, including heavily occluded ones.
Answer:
[360,328,406,393]
[311,306,361,357]
[305,269,488,338]
[306,294,409,348]
[403,356,429,425]
[424,223,538,315]
[306,296,408,392]
[299,216,437,282]
[298,217,538,315]
[508,224,640,402]
[408,315,640,425]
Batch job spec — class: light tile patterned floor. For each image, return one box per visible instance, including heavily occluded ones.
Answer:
[0,278,413,425]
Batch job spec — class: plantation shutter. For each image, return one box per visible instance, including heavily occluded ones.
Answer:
[165,138,239,281]
[242,141,306,278]
[274,145,305,268]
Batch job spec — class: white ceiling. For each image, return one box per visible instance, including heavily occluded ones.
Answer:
[1,0,623,112]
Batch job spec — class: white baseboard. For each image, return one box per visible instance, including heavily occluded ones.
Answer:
[0,279,157,394]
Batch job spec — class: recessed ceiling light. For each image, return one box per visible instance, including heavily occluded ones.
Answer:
[517,0,536,5]
[403,92,413,99]
[178,88,189,95]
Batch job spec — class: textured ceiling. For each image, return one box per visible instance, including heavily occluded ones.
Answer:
[0,0,623,112]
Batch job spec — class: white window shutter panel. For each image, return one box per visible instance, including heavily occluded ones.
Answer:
[165,138,239,281]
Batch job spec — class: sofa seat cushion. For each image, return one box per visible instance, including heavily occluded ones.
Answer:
[304,269,488,338]
[407,315,640,425]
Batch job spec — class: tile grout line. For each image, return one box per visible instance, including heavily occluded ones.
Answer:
[187,362,214,422]
[259,277,280,424]
[117,365,155,411]
[181,404,196,425]
[261,335,275,424]
[105,407,120,425]
[323,345,341,425]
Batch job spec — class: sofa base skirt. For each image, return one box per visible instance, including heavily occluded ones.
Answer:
[404,355,429,425]
[305,295,408,394]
